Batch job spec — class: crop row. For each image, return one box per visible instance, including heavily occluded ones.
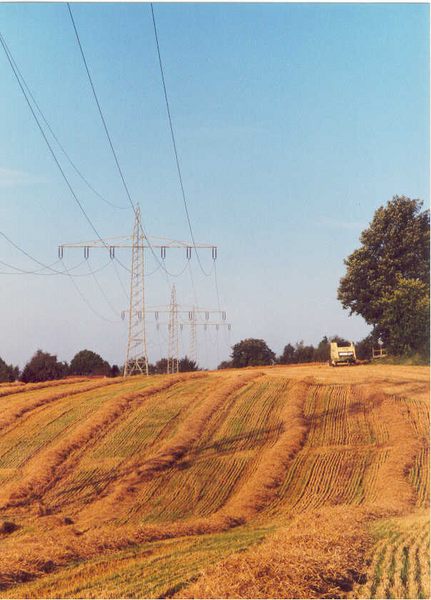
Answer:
[74,372,262,526]
[0,526,269,599]
[127,378,305,527]
[45,377,216,511]
[304,385,351,447]
[272,383,391,516]
[354,514,430,599]
[210,379,289,452]
[133,454,250,524]
[0,377,90,400]
[398,396,429,439]
[304,384,381,449]
[115,375,280,525]
[274,446,372,515]
[2,375,195,509]
[0,378,121,433]
[408,447,430,508]
[0,382,127,498]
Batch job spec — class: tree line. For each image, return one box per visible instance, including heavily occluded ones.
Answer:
[217,334,374,370]
[0,349,199,384]
[0,335,369,384]
[0,349,116,383]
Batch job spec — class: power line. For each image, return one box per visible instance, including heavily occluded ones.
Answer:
[0,249,113,278]
[150,3,213,278]
[112,257,130,302]
[0,29,132,282]
[0,32,122,263]
[87,259,121,317]
[60,259,121,323]
[67,3,173,276]
[0,258,61,276]
[0,230,75,276]
[0,229,115,279]
[5,42,128,211]
[67,3,136,214]
[67,4,215,283]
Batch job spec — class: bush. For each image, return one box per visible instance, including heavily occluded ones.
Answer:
[0,357,19,382]
[179,357,199,372]
[231,339,275,368]
[69,349,111,377]
[21,350,68,383]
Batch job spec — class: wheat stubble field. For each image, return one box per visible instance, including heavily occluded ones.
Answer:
[0,364,428,598]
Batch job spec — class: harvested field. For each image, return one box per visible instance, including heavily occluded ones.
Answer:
[0,364,428,598]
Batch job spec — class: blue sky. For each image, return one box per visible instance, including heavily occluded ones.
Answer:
[0,2,429,369]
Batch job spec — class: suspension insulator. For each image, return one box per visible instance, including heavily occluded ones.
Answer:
[180,324,184,331]
[109,246,115,259]
[84,246,90,259]
[222,311,226,321]
[228,324,231,331]
[205,312,209,321]
[161,246,166,259]
[216,324,219,330]
[188,311,193,321]
[121,311,126,320]
[186,246,192,260]
[155,311,159,320]
[212,247,217,260]
[58,246,63,259]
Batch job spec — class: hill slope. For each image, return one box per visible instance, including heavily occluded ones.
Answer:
[0,365,428,598]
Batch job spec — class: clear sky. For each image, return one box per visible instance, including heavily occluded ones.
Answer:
[0,2,429,369]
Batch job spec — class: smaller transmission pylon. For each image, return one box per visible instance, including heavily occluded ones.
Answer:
[189,306,197,364]
[167,285,179,374]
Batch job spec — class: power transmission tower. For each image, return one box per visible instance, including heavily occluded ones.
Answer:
[189,306,197,364]
[128,303,228,371]
[58,206,218,377]
[167,285,179,374]
[124,206,148,376]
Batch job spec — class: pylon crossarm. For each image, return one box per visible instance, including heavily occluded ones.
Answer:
[122,307,226,317]
[59,239,217,261]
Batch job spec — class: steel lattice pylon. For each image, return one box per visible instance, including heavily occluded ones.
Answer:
[124,206,149,377]
[58,209,219,377]
[189,306,197,364]
[167,285,179,374]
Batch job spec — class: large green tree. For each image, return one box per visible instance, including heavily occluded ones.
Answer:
[338,196,429,353]
[231,338,275,368]
[379,277,430,355]
[69,349,110,377]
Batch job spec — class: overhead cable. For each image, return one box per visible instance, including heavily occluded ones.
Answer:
[61,259,121,323]
[0,230,75,275]
[5,43,128,211]
[150,3,213,278]
[67,3,177,276]
[87,259,121,316]
[0,31,131,277]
